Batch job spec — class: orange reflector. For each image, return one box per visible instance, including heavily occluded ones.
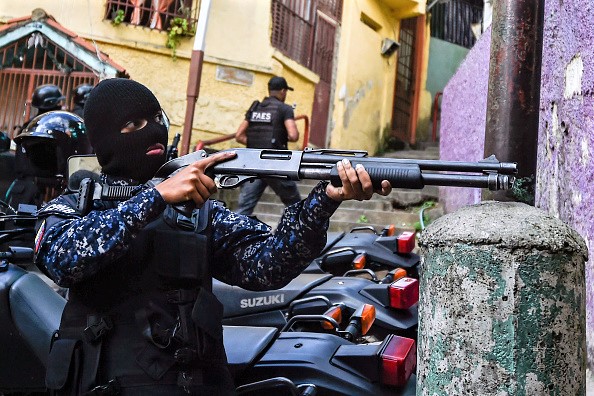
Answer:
[360,304,376,336]
[352,253,367,270]
[380,335,416,387]
[322,306,343,330]
[397,231,416,253]
[389,277,419,310]
[384,224,396,236]
[392,268,407,281]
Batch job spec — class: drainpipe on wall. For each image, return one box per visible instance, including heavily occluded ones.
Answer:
[483,0,545,204]
[181,0,212,156]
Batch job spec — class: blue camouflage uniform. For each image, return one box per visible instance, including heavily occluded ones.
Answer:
[34,175,340,394]
[35,178,339,290]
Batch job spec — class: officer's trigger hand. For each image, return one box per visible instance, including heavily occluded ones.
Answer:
[155,151,235,206]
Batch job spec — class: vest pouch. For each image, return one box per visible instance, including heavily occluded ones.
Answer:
[191,288,225,361]
[154,228,208,284]
[45,338,82,394]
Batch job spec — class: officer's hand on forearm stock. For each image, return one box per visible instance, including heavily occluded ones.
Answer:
[155,151,237,208]
[325,159,392,202]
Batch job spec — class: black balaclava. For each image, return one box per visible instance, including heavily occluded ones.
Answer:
[83,78,168,183]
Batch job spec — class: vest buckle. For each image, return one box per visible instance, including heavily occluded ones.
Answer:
[166,289,197,304]
[174,347,197,365]
[85,378,120,395]
[83,316,113,343]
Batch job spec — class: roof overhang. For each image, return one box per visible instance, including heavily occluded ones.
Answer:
[0,11,126,78]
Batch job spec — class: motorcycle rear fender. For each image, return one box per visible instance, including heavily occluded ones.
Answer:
[307,276,418,339]
[245,331,415,396]
[311,232,421,272]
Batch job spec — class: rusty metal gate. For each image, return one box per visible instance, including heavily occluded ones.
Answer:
[0,33,97,138]
[309,12,337,148]
[392,17,418,143]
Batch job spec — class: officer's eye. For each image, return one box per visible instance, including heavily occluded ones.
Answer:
[154,111,163,125]
[121,119,147,133]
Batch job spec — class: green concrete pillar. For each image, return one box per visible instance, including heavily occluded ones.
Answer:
[417,201,587,395]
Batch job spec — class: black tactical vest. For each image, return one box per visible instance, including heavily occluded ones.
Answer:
[246,97,288,149]
[42,196,234,395]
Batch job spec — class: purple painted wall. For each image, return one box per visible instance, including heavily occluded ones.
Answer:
[439,28,491,213]
[440,1,594,366]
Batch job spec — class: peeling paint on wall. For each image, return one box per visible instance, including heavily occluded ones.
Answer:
[340,81,374,129]
[564,54,583,99]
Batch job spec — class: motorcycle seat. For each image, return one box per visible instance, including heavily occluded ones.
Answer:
[223,325,277,376]
[9,270,66,366]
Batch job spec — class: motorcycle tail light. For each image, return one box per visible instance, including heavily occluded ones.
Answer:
[321,305,343,330]
[389,277,419,309]
[352,253,366,270]
[397,231,416,253]
[380,335,416,387]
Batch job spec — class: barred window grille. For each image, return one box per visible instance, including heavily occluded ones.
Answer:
[105,0,198,31]
[430,0,484,49]
[271,0,342,70]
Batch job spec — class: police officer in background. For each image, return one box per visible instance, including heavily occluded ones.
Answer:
[234,76,301,216]
[34,78,392,395]
[71,83,94,117]
[6,84,66,208]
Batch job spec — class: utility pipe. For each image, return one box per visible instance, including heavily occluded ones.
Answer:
[483,0,545,204]
[180,0,212,156]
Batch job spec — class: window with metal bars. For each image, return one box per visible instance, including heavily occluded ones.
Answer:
[430,0,484,49]
[270,0,342,70]
[105,0,198,31]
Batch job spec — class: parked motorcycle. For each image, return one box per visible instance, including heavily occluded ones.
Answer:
[0,246,417,395]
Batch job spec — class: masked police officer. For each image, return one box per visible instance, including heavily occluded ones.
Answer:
[34,78,391,395]
[234,76,302,216]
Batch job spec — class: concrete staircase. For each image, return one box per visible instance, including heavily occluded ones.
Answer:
[212,146,443,233]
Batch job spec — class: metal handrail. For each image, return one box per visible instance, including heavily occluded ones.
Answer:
[194,114,310,151]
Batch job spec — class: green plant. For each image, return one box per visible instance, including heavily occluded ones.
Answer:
[166,17,194,59]
[111,9,125,26]
[356,215,369,224]
[413,200,436,232]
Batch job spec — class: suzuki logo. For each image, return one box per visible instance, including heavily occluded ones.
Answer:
[240,294,285,308]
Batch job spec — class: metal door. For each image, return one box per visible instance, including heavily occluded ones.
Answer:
[392,17,418,143]
[309,13,336,148]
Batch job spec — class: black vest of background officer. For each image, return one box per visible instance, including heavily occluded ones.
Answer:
[42,195,234,395]
[245,96,289,150]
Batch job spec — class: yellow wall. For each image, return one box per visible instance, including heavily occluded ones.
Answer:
[330,0,402,153]
[416,16,434,143]
[1,0,428,153]
[0,1,316,150]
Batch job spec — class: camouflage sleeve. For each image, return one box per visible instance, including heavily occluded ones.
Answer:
[211,181,340,290]
[35,188,166,287]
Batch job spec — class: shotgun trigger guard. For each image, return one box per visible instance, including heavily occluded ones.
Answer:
[215,175,258,189]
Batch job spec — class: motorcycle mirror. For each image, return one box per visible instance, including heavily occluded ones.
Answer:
[66,154,101,191]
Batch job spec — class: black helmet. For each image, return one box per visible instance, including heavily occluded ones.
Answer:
[72,84,94,106]
[31,84,65,111]
[14,111,92,177]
